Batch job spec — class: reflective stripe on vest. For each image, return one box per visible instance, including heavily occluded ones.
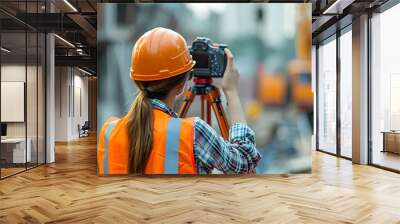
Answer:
[164,118,181,174]
[104,120,118,174]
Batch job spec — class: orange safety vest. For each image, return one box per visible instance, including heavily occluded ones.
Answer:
[97,109,197,175]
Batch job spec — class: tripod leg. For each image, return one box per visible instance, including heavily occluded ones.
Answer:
[206,88,229,140]
[178,89,196,118]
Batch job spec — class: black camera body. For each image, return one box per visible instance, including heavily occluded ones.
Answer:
[189,37,227,78]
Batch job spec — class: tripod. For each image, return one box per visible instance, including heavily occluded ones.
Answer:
[178,78,229,140]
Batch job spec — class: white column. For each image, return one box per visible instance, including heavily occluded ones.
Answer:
[46,33,55,163]
[352,14,369,164]
[45,1,55,163]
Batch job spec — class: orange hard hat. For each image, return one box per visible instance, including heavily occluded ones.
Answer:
[130,27,195,81]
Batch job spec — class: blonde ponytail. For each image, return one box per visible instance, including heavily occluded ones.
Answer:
[126,73,189,173]
[126,90,153,173]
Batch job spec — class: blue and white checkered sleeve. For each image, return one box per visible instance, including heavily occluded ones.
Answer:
[193,117,261,174]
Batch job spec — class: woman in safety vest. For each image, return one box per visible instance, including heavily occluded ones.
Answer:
[98,27,261,175]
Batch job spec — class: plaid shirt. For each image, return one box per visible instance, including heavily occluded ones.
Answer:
[151,99,261,174]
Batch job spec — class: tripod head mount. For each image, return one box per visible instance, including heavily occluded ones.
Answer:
[193,77,212,85]
[190,78,217,95]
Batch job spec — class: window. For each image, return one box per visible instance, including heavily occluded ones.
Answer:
[371,3,400,171]
[339,28,352,158]
[0,1,46,179]
[317,36,337,154]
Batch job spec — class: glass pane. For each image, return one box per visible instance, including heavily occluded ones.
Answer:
[27,31,38,169]
[26,0,40,169]
[317,37,337,154]
[312,45,317,150]
[371,4,400,171]
[1,30,27,177]
[340,30,352,158]
[38,32,45,165]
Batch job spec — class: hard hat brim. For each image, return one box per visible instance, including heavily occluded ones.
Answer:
[131,60,196,81]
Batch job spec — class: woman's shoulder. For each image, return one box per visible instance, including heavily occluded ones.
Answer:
[178,116,198,128]
[191,117,218,136]
[99,116,122,131]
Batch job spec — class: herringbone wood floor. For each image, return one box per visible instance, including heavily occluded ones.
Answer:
[1,135,400,223]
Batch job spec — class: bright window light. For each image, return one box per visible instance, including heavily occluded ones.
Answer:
[63,0,78,12]
[54,34,75,48]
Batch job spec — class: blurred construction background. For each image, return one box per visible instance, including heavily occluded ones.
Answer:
[98,3,312,174]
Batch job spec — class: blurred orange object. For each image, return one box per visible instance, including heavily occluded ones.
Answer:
[289,60,313,110]
[257,64,287,106]
[290,5,313,110]
[258,75,287,106]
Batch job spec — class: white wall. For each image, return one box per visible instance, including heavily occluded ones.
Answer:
[1,65,26,136]
[55,67,89,141]
[1,65,39,138]
[72,72,89,138]
[55,67,69,141]
[1,63,46,164]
